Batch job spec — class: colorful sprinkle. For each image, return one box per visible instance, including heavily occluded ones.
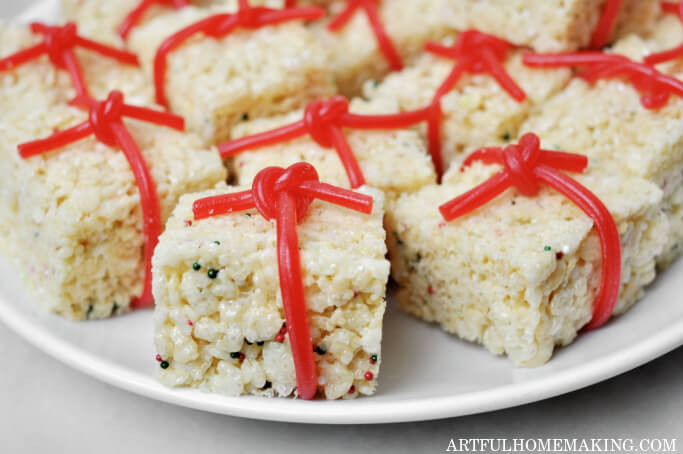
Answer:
[256,341,265,347]
[187,320,194,326]
[275,333,285,343]
[348,385,355,394]
[192,262,201,271]
[213,241,220,245]
[370,354,378,364]
[315,346,327,355]
[427,285,435,295]
[262,381,272,390]
[155,354,162,362]
[544,245,552,251]
[230,352,241,359]
[245,339,253,345]
[364,371,374,381]
[207,268,219,279]
[160,361,169,369]
[556,252,564,260]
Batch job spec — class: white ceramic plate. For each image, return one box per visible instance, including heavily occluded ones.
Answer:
[2,0,683,425]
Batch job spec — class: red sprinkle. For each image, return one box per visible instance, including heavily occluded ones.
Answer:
[427,285,435,295]
[155,354,163,362]
[327,0,404,71]
[184,220,193,227]
[17,91,185,308]
[218,95,431,188]
[348,385,356,394]
[0,22,139,98]
[440,133,621,330]
[364,371,374,381]
[153,0,325,108]
[524,51,683,109]
[187,320,194,326]
[193,163,373,400]
[239,353,246,361]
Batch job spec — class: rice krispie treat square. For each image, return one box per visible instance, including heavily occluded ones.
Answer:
[0,101,227,321]
[520,39,683,266]
[387,161,667,366]
[364,41,571,173]
[311,0,465,96]
[465,0,660,52]
[127,5,335,145]
[0,23,153,108]
[152,181,389,399]
[227,97,436,202]
[60,0,286,44]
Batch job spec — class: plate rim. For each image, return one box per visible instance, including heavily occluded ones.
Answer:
[2,294,682,425]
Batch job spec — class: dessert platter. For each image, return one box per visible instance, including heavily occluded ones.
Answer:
[1,0,683,424]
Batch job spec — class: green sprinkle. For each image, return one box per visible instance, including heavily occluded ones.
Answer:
[245,339,253,345]
[502,132,511,141]
[262,381,272,390]
[372,79,379,88]
[160,361,169,369]
[207,268,219,279]
[544,246,552,251]
[213,241,221,245]
[256,341,265,347]
[315,346,327,355]
[416,252,422,262]
[230,352,241,359]
[192,262,201,271]
[111,303,119,315]
[241,113,249,121]
[371,354,378,363]
[87,305,94,317]
[245,213,252,217]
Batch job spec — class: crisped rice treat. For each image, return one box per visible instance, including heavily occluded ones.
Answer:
[519,37,683,266]
[0,103,227,321]
[128,7,335,144]
[0,23,153,106]
[386,163,667,367]
[312,0,465,96]
[465,0,660,52]
[364,45,571,172]
[229,98,436,202]
[60,0,285,44]
[152,183,389,399]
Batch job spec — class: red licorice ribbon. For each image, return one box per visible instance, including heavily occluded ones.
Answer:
[524,51,683,109]
[192,162,373,400]
[219,95,431,188]
[643,2,683,65]
[439,133,621,330]
[0,23,139,98]
[590,0,622,49]
[327,0,403,71]
[424,31,526,178]
[153,0,325,108]
[119,0,190,40]
[17,91,185,308]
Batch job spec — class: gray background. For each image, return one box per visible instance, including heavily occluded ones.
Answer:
[0,324,681,453]
[1,1,682,452]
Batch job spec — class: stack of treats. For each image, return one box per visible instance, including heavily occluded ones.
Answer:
[0,0,681,399]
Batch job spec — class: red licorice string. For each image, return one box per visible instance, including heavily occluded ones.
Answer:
[327,0,403,71]
[119,0,190,40]
[590,0,622,49]
[643,2,683,65]
[524,51,683,109]
[0,23,139,98]
[153,0,325,108]
[424,31,526,178]
[439,133,621,330]
[17,90,185,308]
[218,95,431,188]
[192,162,373,400]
